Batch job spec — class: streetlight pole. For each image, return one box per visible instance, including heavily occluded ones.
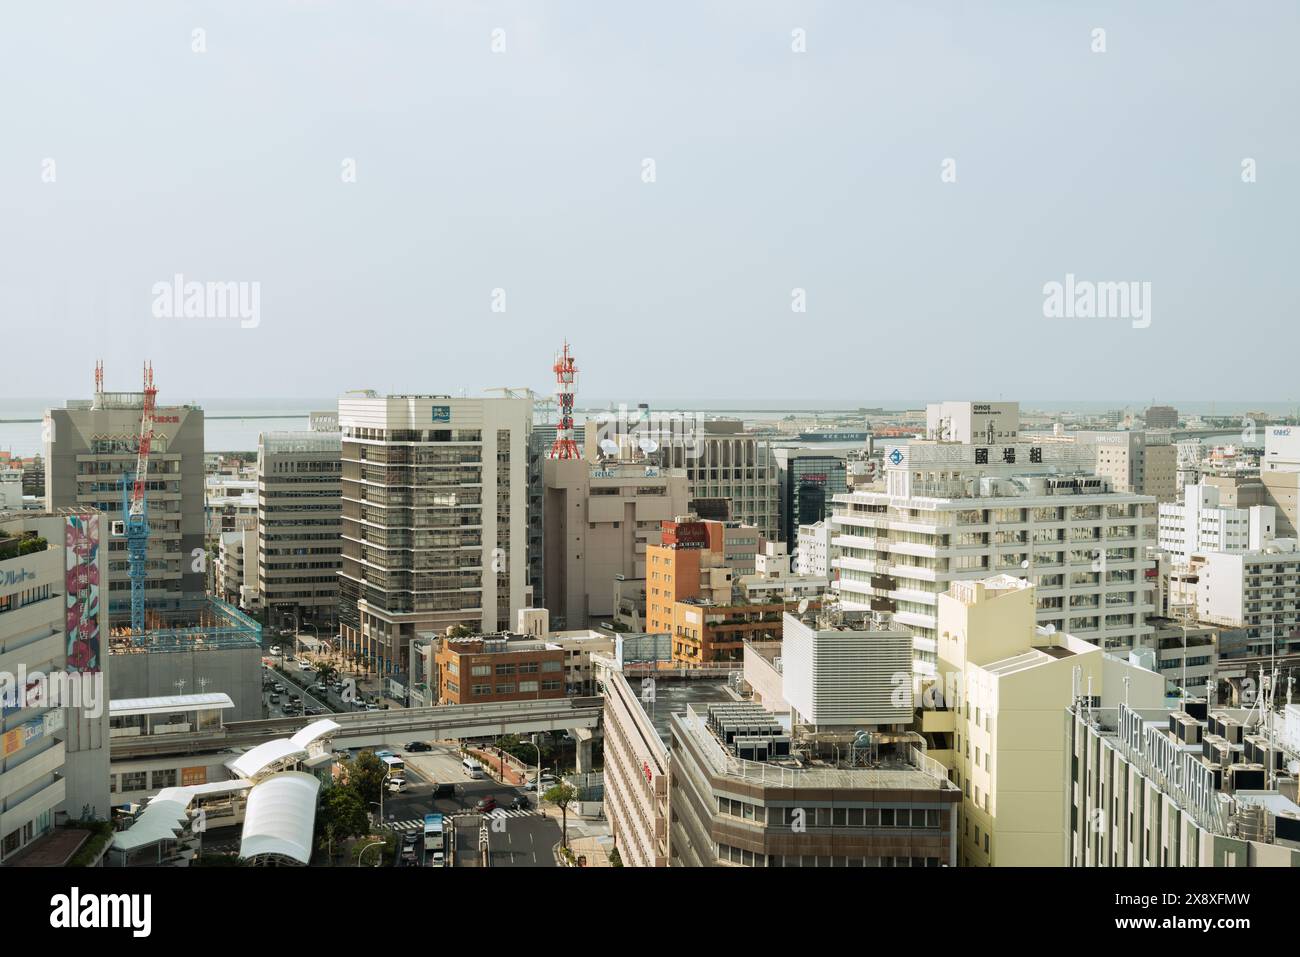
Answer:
[358,840,385,868]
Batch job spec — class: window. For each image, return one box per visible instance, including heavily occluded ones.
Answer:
[151,768,177,789]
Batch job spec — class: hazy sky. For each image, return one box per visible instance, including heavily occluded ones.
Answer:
[2,1,1296,403]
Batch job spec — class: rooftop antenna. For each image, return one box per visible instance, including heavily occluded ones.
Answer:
[549,342,580,459]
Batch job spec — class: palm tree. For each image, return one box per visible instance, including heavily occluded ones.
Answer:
[541,782,578,849]
[316,661,339,686]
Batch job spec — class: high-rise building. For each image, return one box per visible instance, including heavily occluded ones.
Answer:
[256,429,342,631]
[0,510,111,862]
[337,392,531,674]
[832,402,1157,679]
[585,414,778,540]
[1144,405,1179,429]
[527,423,585,612]
[45,385,206,623]
[773,447,848,547]
[542,456,689,629]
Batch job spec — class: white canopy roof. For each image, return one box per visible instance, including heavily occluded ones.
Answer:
[290,718,342,750]
[111,799,191,852]
[239,771,321,864]
[226,739,308,779]
[109,693,235,717]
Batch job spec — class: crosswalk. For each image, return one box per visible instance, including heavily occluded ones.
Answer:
[380,809,539,831]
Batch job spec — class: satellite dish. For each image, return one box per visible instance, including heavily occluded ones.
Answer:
[797,598,810,615]
[1045,624,1056,634]
[638,437,659,454]
[599,438,619,456]
[1020,560,1030,569]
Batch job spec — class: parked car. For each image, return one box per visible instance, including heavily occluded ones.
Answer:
[475,796,498,813]
[268,694,280,704]
[405,741,432,752]
[524,775,556,792]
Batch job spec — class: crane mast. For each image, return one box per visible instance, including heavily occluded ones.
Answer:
[113,362,157,636]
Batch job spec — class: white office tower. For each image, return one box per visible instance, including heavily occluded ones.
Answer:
[1158,483,1281,561]
[781,607,914,730]
[337,393,532,675]
[832,401,1156,680]
[0,510,111,863]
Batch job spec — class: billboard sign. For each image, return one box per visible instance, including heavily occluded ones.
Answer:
[662,521,708,549]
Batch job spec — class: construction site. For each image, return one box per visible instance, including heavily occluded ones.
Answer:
[54,362,264,719]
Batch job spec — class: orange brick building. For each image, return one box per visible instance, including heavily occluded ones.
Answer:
[433,635,567,705]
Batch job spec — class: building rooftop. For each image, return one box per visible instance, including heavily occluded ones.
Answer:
[636,679,734,747]
[676,703,955,791]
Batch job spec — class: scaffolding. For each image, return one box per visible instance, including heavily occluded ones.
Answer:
[108,597,262,654]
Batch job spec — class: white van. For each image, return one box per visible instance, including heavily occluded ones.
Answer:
[462,758,485,780]
[386,777,407,793]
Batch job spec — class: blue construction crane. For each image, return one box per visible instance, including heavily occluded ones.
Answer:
[116,362,157,636]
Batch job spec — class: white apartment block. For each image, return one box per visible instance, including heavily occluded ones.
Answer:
[832,411,1156,678]
[338,393,531,675]
[795,520,834,577]
[1190,544,1300,640]
[1158,483,1278,560]
[739,541,828,603]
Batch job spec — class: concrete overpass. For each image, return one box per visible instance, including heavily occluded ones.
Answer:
[111,696,604,761]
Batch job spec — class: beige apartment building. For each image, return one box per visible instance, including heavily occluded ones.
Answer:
[929,575,1165,866]
[542,457,689,629]
[1077,430,1178,503]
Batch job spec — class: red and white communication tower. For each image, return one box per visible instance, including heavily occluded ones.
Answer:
[550,342,580,459]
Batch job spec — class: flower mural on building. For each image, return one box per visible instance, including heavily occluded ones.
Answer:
[64,513,100,674]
